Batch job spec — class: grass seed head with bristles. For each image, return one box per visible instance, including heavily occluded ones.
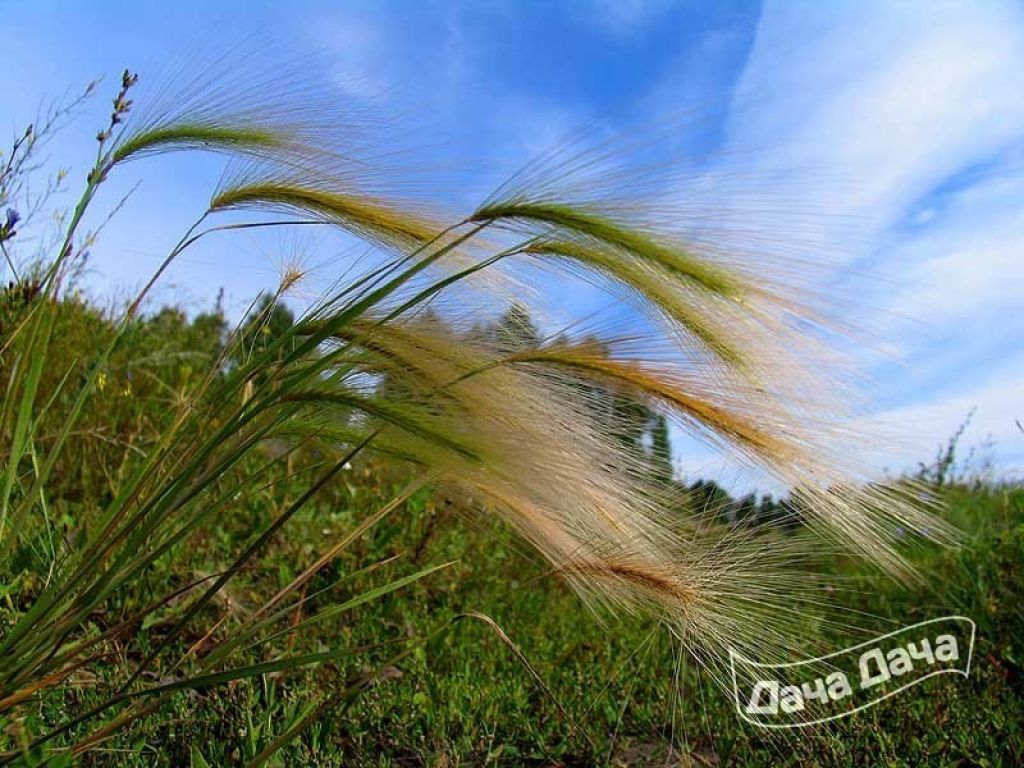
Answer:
[210,174,443,253]
[106,44,381,171]
[505,340,789,458]
[283,313,861,686]
[459,125,960,578]
[467,201,834,381]
[500,335,957,574]
[473,203,741,296]
[111,124,286,166]
[518,237,747,365]
[278,263,306,296]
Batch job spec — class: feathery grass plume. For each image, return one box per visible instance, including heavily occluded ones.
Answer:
[111,124,285,165]
[206,169,526,330]
[290,314,852,695]
[504,338,789,457]
[209,172,443,253]
[518,236,746,364]
[498,334,955,572]
[458,124,958,575]
[106,43,380,170]
[473,204,739,297]
[101,41,521,310]
[466,195,824,378]
[277,259,307,296]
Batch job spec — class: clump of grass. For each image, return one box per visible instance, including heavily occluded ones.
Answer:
[0,56,956,762]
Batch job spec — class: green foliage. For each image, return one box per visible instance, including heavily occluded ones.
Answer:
[2,471,1018,766]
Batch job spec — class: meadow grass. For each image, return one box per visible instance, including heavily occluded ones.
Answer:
[4,469,1020,766]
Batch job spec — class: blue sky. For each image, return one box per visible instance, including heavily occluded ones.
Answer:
[2,0,1022,485]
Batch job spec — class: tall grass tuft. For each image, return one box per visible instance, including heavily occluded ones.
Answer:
[0,60,954,760]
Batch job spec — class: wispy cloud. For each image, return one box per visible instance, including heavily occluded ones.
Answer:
[704,0,1024,478]
[583,0,678,38]
[726,1,1024,228]
[862,358,1024,481]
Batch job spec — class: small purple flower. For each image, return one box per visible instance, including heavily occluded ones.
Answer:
[0,208,19,242]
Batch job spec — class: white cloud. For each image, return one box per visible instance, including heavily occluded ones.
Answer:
[725,0,1024,235]
[887,170,1024,319]
[862,364,1024,479]
[695,0,1024,482]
